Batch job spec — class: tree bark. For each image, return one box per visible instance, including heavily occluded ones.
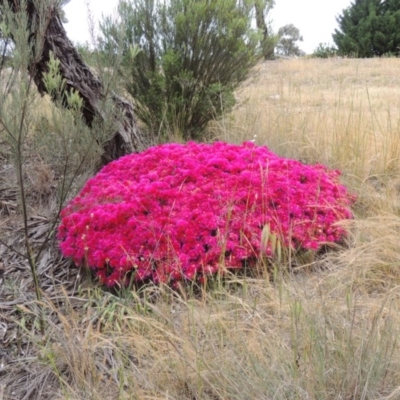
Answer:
[254,2,275,60]
[1,0,152,167]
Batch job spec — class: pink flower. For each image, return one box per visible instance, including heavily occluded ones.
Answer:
[58,142,355,287]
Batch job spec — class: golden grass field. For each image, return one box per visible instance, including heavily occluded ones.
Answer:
[2,57,400,399]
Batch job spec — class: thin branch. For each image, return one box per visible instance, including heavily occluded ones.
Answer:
[0,236,29,259]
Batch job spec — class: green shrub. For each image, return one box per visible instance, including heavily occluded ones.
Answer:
[100,0,261,140]
[312,43,338,58]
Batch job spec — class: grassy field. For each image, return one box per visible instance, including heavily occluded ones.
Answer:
[2,57,400,399]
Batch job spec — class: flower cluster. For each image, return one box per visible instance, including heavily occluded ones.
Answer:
[57,142,355,287]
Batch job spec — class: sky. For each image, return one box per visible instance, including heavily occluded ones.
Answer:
[63,0,353,55]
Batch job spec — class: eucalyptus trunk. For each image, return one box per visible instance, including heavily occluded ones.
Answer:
[1,0,151,166]
[254,1,274,60]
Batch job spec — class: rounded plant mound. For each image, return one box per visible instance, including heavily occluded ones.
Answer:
[58,142,354,286]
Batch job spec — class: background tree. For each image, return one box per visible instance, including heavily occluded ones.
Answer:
[333,0,400,57]
[276,24,304,57]
[101,0,262,140]
[254,0,277,59]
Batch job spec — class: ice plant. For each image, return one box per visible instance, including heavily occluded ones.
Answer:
[57,142,355,287]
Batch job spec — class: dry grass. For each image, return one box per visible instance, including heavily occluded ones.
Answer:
[3,58,400,399]
[215,58,400,179]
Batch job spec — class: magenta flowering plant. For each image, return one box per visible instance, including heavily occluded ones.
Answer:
[57,142,355,287]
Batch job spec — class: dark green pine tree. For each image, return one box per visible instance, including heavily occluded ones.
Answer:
[379,0,400,54]
[333,0,400,57]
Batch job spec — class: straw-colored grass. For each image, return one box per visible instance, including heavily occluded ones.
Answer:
[215,58,400,178]
[3,57,400,399]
